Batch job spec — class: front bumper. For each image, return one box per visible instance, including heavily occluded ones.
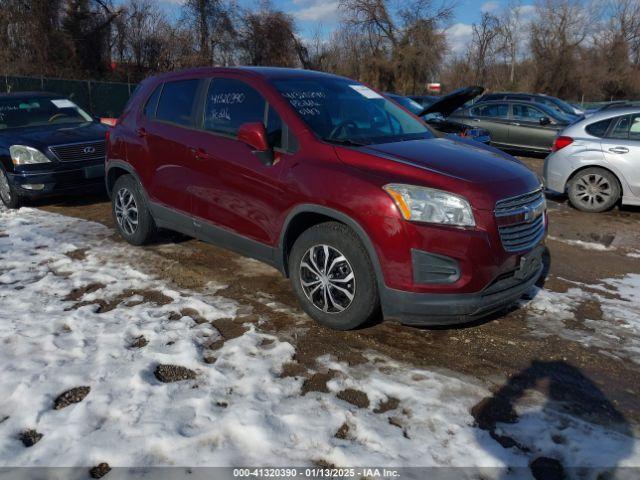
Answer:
[381,244,545,326]
[8,162,105,198]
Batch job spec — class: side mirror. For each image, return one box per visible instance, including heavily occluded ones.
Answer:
[238,122,273,165]
[539,116,551,125]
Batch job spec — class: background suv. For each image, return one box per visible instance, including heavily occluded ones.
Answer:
[544,107,640,212]
[106,67,545,330]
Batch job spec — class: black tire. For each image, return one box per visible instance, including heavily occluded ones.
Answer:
[289,221,380,330]
[0,166,21,209]
[567,167,621,213]
[111,174,156,245]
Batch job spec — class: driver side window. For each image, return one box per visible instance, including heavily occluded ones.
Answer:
[204,78,265,136]
[204,78,287,150]
[512,104,544,121]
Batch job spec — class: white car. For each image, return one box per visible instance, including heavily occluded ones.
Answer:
[544,107,640,212]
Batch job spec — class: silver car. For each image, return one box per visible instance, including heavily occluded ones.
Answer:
[544,107,640,212]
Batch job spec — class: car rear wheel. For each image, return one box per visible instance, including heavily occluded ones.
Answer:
[112,174,156,245]
[289,221,380,330]
[567,167,620,213]
[0,167,21,209]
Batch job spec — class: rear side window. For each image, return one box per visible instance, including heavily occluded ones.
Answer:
[156,79,200,127]
[143,85,162,119]
[471,103,508,118]
[585,118,612,138]
[204,78,265,135]
[629,114,640,141]
[512,104,543,121]
[609,115,630,139]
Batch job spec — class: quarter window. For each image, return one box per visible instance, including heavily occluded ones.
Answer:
[204,78,266,136]
[266,105,283,149]
[156,79,200,127]
[585,118,612,138]
[143,85,162,119]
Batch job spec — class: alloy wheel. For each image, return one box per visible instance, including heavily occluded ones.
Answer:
[0,169,12,204]
[574,173,612,208]
[114,187,139,235]
[299,244,356,313]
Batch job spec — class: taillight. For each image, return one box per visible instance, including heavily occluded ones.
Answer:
[552,136,573,151]
[100,117,118,127]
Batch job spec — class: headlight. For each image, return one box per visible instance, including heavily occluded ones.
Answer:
[383,184,475,227]
[9,145,51,165]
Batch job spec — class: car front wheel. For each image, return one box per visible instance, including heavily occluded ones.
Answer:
[0,167,21,209]
[567,167,621,213]
[289,221,380,330]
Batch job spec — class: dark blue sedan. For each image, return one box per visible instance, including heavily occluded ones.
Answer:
[0,92,107,208]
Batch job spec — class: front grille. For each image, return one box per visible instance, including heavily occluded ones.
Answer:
[49,141,105,162]
[495,188,546,252]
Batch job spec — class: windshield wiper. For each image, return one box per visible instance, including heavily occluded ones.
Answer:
[322,138,370,146]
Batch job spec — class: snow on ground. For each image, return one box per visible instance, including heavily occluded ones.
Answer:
[523,274,640,363]
[1,207,639,475]
[547,235,615,251]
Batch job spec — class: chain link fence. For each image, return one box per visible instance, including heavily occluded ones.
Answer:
[2,74,136,118]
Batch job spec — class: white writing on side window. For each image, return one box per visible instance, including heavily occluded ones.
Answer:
[210,92,245,105]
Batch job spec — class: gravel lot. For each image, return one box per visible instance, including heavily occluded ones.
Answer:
[2,156,639,474]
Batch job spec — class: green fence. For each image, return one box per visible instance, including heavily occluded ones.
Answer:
[2,75,135,118]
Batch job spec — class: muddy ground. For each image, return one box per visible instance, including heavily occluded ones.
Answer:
[34,157,640,436]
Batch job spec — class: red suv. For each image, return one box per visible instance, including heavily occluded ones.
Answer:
[106,67,546,330]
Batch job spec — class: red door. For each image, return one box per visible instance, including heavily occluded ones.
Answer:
[145,79,201,215]
[187,77,292,246]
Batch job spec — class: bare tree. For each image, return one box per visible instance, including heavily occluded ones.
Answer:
[529,0,593,97]
[467,12,501,85]
[62,0,124,76]
[239,5,299,67]
[497,0,525,87]
[337,0,452,92]
[182,0,236,65]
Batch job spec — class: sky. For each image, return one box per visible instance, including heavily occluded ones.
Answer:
[152,0,537,55]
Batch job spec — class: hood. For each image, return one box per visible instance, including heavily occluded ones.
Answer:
[0,122,107,151]
[420,86,484,118]
[351,137,541,209]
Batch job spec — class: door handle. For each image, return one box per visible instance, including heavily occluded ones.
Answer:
[608,146,629,154]
[135,127,147,138]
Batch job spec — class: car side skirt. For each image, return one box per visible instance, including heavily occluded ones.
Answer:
[148,201,283,273]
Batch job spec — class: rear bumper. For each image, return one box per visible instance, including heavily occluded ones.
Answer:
[8,162,105,198]
[381,245,544,326]
[542,153,568,194]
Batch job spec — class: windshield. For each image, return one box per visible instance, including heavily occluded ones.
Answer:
[274,78,433,145]
[0,97,93,130]
[544,97,579,116]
